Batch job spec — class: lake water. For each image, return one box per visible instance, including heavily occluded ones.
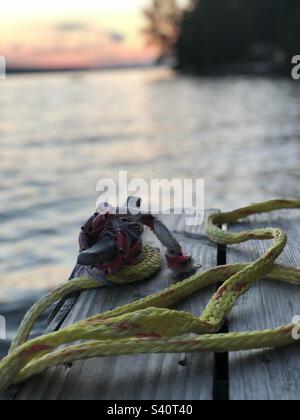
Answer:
[0,67,299,346]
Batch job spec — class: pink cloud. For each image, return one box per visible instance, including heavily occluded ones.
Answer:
[3,22,157,69]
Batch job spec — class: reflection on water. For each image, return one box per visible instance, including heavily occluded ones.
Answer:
[0,68,299,338]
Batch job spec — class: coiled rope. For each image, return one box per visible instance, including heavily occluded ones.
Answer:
[1,198,300,392]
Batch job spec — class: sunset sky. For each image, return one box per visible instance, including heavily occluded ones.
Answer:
[0,0,159,69]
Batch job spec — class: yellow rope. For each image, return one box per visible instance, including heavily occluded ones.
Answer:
[1,198,300,392]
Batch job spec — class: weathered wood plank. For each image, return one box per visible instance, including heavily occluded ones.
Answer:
[46,293,79,333]
[17,210,219,400]
[227,209,300,400]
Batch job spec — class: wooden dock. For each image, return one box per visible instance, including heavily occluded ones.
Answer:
[3,208,300,400]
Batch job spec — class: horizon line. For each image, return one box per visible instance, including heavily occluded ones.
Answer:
[6,61,160,75]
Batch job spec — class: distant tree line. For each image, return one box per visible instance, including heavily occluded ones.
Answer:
[144,0,300,74]
[143,0,183,62]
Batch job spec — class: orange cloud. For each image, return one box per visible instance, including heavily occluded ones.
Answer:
[0,8,158,69]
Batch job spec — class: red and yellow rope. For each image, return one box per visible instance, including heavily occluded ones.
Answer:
[0,199,300,392]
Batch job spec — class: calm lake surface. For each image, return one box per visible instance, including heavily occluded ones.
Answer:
[0,67,299,344]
